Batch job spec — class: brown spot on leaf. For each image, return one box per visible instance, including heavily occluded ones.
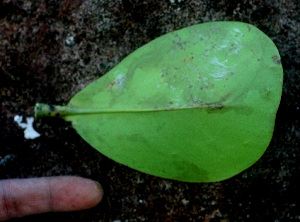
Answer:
[106,76,126,89]
[107,82,117,88]
[272,56,281,65]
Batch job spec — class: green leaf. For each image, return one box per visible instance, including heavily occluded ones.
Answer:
[35,21,283,182]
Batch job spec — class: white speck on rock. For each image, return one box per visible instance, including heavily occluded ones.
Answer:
[170,0,184,3]
[65,34,75,45]
[0,155,15,166]
[14,115,40,139]
[182,199,189,205]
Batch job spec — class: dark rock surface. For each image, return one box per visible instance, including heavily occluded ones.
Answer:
[0,0,299,221]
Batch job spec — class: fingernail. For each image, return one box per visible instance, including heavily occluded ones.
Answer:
[95,181,104,195]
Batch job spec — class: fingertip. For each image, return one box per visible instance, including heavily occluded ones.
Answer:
[84,179,104,209]
[50,176,104,212]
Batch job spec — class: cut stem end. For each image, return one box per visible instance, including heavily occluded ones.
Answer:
[34,103,68,118]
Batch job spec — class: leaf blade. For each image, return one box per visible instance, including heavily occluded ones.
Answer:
[36,21,283,182]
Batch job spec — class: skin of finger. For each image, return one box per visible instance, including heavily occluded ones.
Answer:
[48,176,103,212]
[0,176,103,221]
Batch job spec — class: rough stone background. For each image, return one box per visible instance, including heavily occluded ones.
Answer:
[0,0,299,221]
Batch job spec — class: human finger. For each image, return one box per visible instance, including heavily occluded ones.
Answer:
[0,176,103,221]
